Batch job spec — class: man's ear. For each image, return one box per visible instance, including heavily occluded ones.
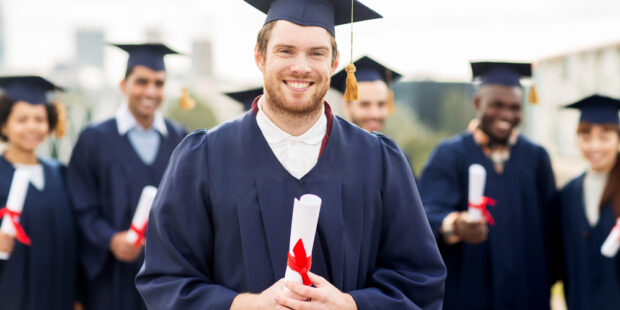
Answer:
[255,44,265,73]
[473,93,481,112]
[119,79,127,95]
[331,51,340,74]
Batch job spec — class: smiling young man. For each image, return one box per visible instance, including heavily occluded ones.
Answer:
[331,56,401,133]
[418,62,557,309]
[135,1,446,309]
[67,43,187,310]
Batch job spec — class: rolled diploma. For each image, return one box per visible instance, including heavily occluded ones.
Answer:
[126,186,158,244]
[0,169,30,260]
[284,194,322,284]
[601,219,620,258]
[468,164,487,221]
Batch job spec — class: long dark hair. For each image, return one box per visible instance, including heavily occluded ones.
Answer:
[578,122,620,217]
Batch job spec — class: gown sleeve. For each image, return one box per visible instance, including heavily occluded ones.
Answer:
[135,130,239,309]
[418,141,464,240]
[348,134,447,310]
[67,128,118,279]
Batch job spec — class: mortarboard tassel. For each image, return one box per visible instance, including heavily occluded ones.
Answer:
[387,89,395,113]
[529,84,539,105]
[386,68,394,113]
[343,0,358,102]
[180,87,196,110]
[54,102,67,138]
[344,63,358,101]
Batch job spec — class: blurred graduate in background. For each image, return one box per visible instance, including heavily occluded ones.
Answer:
[0,76,80,310]
[67,43,187,310]
[555,95,620,310]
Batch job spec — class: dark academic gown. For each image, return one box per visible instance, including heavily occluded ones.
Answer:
[558,174,620,310]
[0,156,77,310]
[136,104,447,309]
[67,118,186,310]
[419,132,556,310]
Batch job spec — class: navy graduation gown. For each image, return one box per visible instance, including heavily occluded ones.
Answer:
[419,132,556,310]
[67,118,186,310]
[558,174,620,310]
[0,156,77,310]
[136,109,447,309]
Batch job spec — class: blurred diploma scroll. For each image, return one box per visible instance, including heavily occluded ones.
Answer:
[284,194,322,287]
[601,218,620,258]
[126,186,157,245]
[0,169,30,260]
[468,164,487,221]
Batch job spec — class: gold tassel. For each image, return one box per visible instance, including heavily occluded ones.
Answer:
[54,102,67,138]
[387,89,394,113]
[344,63,358,101]
[528,84,539,105]
[386,68,394,113]
[180,87,195,110]
[343,0,358,102]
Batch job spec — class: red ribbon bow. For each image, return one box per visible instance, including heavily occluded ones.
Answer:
[0,207,31,246]
[468,197,497,226]
[129,222,148,247]
[287,238,313,286]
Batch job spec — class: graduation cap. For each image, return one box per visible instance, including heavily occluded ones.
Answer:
[331,56,402,112]
[0,75,67,136]
[225,87,263,111]
[331,56,401,92]
[0,76,63,105]
[111,43,180,72]
[244,0,381,36]
[471,61,539,104]
[564,94,620,124]
[245,0,382,102]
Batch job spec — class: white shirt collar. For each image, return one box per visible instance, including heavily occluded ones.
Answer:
[255,97,326,145]
[115,103,168,136]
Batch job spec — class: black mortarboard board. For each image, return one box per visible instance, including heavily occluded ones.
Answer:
[244,0,381,36]
[564,94,620,124]
[225,87,263,111]
[111,43,180,72]
[0,76,63,104]
[331,56,402,93]
[471,62,532,87]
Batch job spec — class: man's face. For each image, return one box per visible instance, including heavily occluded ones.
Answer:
[343,80,389,132]
[474,84,523,142]
[120,65,166,120]
[255,20,339,116]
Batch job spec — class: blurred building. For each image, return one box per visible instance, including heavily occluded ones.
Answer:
[527,42,620,185]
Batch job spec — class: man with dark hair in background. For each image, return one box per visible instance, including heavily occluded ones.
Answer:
[67,43,187,310]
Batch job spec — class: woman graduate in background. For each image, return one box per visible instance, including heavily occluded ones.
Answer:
[557,94,620,310]
[0,76,80,310]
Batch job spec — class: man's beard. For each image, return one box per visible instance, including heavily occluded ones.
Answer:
[263,75,328,117]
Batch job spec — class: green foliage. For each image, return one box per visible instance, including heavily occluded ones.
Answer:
[382,104,452,177]
[166,93,218,132]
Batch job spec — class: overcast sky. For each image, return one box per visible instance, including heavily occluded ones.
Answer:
[2,0,620,85]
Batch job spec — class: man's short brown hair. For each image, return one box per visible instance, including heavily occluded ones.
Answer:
[256,20,338,65]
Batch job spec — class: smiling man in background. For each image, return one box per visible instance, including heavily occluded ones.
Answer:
[67,43,187,310]
[418,62,557,309]
[331,56,401,133]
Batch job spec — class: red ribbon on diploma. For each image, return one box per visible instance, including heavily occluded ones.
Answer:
[129,222,148,247]
[287,238,313,285]
[468,197,497,226]
[0,207,31,246]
